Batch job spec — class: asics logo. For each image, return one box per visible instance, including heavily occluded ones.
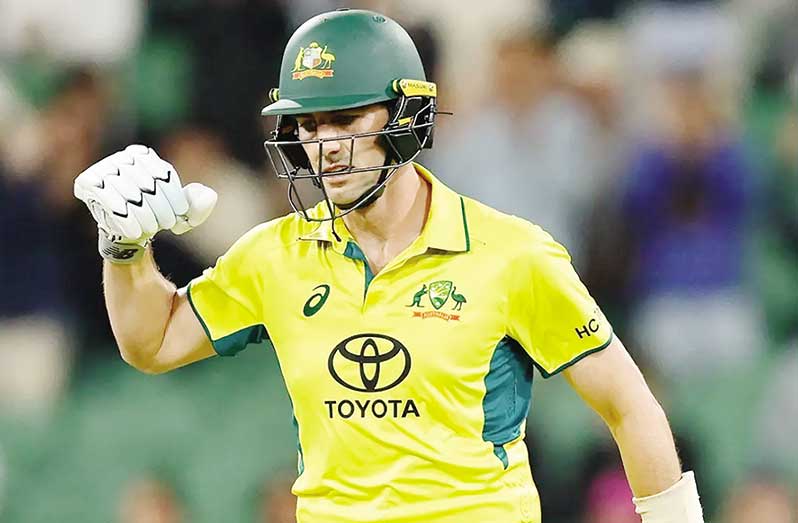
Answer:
[303,284,330,317]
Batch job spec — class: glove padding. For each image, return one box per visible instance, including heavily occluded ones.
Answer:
[74,145,217,262]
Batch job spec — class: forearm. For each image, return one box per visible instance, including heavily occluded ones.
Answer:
[565,339,703,521]
[103,247,176,369]
[612,407,704,522]
[608,401,681,497]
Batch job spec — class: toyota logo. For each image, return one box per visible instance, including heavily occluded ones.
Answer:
[328,334,411,392]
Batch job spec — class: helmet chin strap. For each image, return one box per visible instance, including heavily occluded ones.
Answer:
[333,156,395,211]
[328,165,393,243]
[335,173,388,211]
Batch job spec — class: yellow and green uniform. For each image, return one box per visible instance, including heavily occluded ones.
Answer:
[187,164,613,523]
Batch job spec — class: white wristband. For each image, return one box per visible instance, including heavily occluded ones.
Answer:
[633,471,704,523]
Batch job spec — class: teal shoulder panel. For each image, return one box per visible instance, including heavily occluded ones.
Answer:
[482,336,535,468]
[212,324,269,357]
[186,284,269,357]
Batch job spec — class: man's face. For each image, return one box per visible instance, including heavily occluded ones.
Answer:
[295,103,390,207]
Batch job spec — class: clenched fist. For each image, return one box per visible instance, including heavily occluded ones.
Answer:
[74,145,217,263]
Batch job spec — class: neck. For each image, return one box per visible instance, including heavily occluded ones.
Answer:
[341,163,431,270]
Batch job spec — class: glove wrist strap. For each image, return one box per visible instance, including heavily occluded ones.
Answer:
[98,234,148,264]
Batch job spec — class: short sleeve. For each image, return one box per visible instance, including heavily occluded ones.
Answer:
[187,231,268,357]
[507,225,613,377]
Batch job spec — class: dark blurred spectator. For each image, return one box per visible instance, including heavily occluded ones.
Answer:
[145,0,291,167]
[118,474,185,523]
[719,473,796,523]
[620,67,761,379]
[1,68,205,371]
[256,472,296,523]
[431,31,613,267]
[0,165,65,318]
[0,70,102,415]
[623,70,750,297]
[24,68,120,359]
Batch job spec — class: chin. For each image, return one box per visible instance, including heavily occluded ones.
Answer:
[325,185,365,206]
[329,195,360,208]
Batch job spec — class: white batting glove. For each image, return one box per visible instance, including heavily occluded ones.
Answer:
[74,145,217,263]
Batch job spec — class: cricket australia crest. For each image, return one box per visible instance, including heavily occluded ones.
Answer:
[407,280,467,321]
[428,281,453,310]
[292,42,336,80]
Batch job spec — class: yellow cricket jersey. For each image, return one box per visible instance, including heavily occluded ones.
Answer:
[187,164,613,523]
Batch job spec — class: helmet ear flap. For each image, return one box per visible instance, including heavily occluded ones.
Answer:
[274,116,312,171]
[380,96,436,164]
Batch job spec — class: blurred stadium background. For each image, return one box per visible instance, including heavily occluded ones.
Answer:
[0,0,796,521]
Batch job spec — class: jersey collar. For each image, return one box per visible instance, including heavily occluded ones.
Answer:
[415,163,470,253]
[298,163,470,254]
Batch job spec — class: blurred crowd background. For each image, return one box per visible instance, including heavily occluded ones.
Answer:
[0,0,796,521]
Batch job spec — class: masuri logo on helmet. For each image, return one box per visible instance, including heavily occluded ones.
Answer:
[261,8,442,223]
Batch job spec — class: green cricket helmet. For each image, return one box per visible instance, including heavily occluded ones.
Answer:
[261,8,439,221]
